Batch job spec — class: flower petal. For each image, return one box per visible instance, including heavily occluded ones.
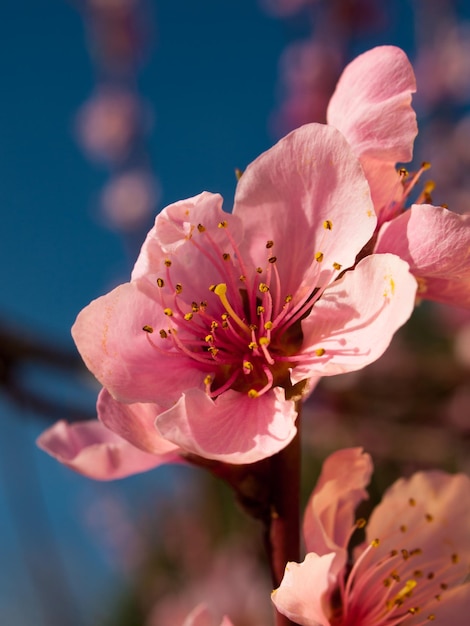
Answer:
[375,204,470,307]
[72,281,206,404]
[183,604,234,626]
[271,553,336,626]
[233,123,376,296]
[97,388,180,455]
[327,45,417,164]
[365,470,470,585]
[37,420,175,480]
[327,46,417,216]
[303,448,373,575]
[155,387,297,464]
[292,253,417,381]
[409,583,470,626]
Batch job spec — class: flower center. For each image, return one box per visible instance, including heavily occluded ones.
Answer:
[142,217,336,399]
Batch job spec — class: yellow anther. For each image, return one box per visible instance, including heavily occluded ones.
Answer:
[408,607,420,615]
[333,262,342,271]
[285,295,293,303]
[268,256,277,264]
[209,284,216,292]
[256,267,263,274]
[424,180,435,193]
[400,525,407,533]
[409,498,416,506]
[235,167,243,180]
[213,283,250,333]
[315,348,325,357]
[315,251,324,262]
[159,330,168,339]
[164,259,172,267]
[197,224,205,232]
[390,550,398,557]
[266,240,274,249]
[427,615,435,621]
[451,553,459,564]
[248,389,259,398]
[204,375,212,386]
[371,539,380,548]
[323,220,333,230]
[205,335,213,343]
[249,323,258,331]
[356,518,367,529]
[257,305,265,315]
[239,275,246,282]
[191,302,199,312]
[175,283,183,294]
[163,308,173,317]
[264,321,273,330]
[142,325,154,333]
[221,313,229,321]
[410,549,422,556]
[248,341,258,350]
[200,300,207,310]
[259,283,269,293]
[222,253,231,261]
[243,360,253,371]
[396,580,417,601]
[211,321,219,330]
[184,313,193,321]
[421,161,431,170]
[414,570,423,578]
[157,278,165,288]
[402,549,410,560]
[259,337,270,346]
[425,513,434,522]
[218,220,228,228]
[398,167,409,177]
[208,347,218,356]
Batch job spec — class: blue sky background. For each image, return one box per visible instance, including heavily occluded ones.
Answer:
[0,1,468,624]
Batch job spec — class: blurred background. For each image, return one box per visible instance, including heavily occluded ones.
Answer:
[1,0,470,624]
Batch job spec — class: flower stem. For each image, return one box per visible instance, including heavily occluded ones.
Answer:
[266,402,301,626]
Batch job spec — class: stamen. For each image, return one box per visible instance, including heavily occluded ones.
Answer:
[142,325,154,333]
[213,283,250,333]
[323,220,333,230]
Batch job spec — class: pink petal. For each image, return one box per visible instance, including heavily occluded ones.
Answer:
[72,281,205,404]
[155,387,297,464]
[303,448,373,576]
[327,46,417,216]
[409,583,470,626]
[131,191,242,281]
[37,420,174,480]
[97,388,180,455]
[327,45,417,163]
[271,553,336,626]
[292,253,417,381]
[375,204,470,307]
[365,470,470,583]
[233,123,376,297]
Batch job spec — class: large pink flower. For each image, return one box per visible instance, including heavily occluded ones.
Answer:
[272,448,470,625]
[327,45,470,308]
[39,122,416,474]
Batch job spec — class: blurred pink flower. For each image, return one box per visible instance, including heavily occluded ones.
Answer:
[100,170,159,230]
[272,448,470,625]
[75,88,147,164]
[182,605,233,626]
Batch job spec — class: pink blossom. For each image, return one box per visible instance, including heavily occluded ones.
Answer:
[39,121,416,474]
[272,448,470,625]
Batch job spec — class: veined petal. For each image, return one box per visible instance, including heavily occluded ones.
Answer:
[375,204,470,307]
[37,420,175,480]
[408,583,470,626]
[233,123,376,296]
[131,192,242,281]
[292,253,416,381]
[271,553,336,626]
[72,282,206,404]
[97,388,180,455]
[303,448,373,576]
[155,387,297,464]
[327,45,417,164]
